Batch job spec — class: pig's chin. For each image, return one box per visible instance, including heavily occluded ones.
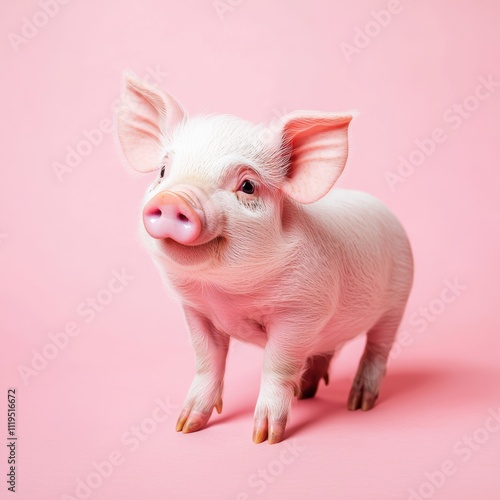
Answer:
[155,236,224,269]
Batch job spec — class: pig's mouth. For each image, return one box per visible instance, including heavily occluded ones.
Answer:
[157,235,226,268]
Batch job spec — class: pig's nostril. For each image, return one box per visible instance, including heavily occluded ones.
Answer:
[177,213,189,223]
[149,208,162,221]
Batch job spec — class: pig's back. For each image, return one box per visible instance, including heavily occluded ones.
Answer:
[314,189,408,241]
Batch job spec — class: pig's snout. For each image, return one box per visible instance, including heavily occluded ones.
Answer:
[143,191,202,244]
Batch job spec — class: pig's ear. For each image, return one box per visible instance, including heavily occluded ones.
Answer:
[116,72,186,173]
[279,111,353,204]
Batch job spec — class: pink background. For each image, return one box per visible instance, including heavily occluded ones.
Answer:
[2,1,500,499]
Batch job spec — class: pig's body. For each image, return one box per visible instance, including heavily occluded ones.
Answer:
[116,74,414,444]
[152,189,412,355]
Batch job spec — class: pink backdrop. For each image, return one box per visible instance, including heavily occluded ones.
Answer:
[2,1,500,499]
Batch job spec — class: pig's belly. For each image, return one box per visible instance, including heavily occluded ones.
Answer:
[208,300,377,353]
[229,319,269,347]
[318,312,380,352]
[210,311,269,348]
[214,310,373,353]
[194,271,388,354]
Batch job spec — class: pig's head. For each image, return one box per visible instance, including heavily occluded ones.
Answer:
[116,74,353,286]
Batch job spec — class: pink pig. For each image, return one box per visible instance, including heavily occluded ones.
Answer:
[116,74,413,444]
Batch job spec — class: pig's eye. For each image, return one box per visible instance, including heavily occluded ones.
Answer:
[159,165,166,178]
[239,180,255,195]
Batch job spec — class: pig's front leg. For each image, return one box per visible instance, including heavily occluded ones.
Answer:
[253,336,304,445]
[176,307,229,434]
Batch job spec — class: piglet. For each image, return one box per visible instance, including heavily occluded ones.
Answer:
[115,74,413,444]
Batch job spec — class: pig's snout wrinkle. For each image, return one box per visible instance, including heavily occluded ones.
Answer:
[143,191,202,244]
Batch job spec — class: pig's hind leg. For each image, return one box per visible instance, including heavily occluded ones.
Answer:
[298,353,333,399]
[347,310,404,411]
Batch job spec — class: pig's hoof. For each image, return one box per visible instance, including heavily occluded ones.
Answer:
[347,384,378,411]
[298,354,332,400]
[348,355,386,411]
[252,416,287,445]
[175,398,222,434]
